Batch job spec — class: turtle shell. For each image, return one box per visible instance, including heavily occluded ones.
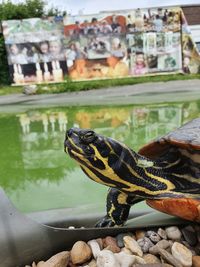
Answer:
[138,118,200,159]
[138,118,200,222]
[146,198,200,222]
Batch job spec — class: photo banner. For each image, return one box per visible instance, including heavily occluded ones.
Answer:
[2,6,200,85]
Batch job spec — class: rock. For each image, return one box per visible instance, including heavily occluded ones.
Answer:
[149,245,160,255]
[135,230,146,240]
[137,237,154,253]
[96,238,104,250]
[171,242,192,267]
[121,247,133,255]
[156,240,170,250]
[149,240,170,255]
[181,241,196,255]
[88,239,101,259]
[124,236,143,257]
[135,256,146,264]
[157,228,167,240]
[192,256,200,267]
[165,226,182,241]
[146,231,161,243]
[158,248,183,267]
[23,85,38,95]
[36,262,45,267]
[132,264,173,267]
[116,232,133,248]
[88,259,97,267]
[71,241,92,265]
[181,225,198,246]
[96,250,120,267]
[42,251,70,267]
[103,236,120,253]
[115,251,136,267]
[143,254,161,264]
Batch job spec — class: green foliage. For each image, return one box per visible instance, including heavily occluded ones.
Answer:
[0,0,61,85]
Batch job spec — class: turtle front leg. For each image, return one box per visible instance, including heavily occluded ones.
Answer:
[95,188,143,227]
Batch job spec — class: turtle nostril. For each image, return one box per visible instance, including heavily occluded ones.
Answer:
[67,129,73,137]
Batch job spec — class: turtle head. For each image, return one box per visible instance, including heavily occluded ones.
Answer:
[64,128,129,179]
[64,128,112,166]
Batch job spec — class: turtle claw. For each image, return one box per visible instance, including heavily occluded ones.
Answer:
[95,216,116,228]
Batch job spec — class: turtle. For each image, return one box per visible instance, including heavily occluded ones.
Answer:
[64,118,200,227]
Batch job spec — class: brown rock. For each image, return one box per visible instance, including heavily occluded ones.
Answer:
[103,236,120,253]
[42,251,70,267]
[71,241,92,265]
[143,254,161,264]
[135,230,146,240]
[132,264,173,267]
[192,256,200,267]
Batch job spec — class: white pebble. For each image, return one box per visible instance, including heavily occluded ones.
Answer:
[96,250,120,267]
[171,242,192,267]
[88,240,101,259]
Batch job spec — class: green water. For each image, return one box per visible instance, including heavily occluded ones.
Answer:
[1,100,200,213]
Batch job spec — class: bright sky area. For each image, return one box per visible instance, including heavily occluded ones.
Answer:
[2,0,200,14]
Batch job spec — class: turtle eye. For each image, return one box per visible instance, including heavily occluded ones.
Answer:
[81,131,96,143]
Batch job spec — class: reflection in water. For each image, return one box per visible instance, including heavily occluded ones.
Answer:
[0,100,200,212]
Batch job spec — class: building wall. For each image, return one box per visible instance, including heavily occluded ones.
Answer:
[182,6,200,25]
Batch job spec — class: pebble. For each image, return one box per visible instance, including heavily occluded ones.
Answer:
[192,255,200,267]
[88,259,97,267]
[181,225,198,246]
[116,233,133,248]
[157,228,167,240]
[171,242,192,267]
[115,251,136,267]
[165,226,182,241]
[149,240,170,255]
[23,224,200,267]
[146,231,161,243]
[135,230,146,240]
[143,254,161,264]
[41,251,70,267]
[103,236,121,253]
[71,241,92,265]
[96,238,103,250]
[96,250,120,267]
[88,239,101,259]
[137,237,154,253]
[121,247,133,255]
[124,236,143,257]
[158,248,183,267]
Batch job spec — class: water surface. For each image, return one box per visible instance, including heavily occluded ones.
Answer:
[0,100,200,213]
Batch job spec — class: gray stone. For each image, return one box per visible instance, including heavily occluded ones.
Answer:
[116,233,133,248]
[156,240,170,250]
[147,231,161,243]
[157,228,167,240]
[181,225,198,246]
[23,84,38,95]
[165,226,182,241]
[137,237,154,253]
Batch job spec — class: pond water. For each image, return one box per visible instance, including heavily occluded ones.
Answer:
[1,99,200,213]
